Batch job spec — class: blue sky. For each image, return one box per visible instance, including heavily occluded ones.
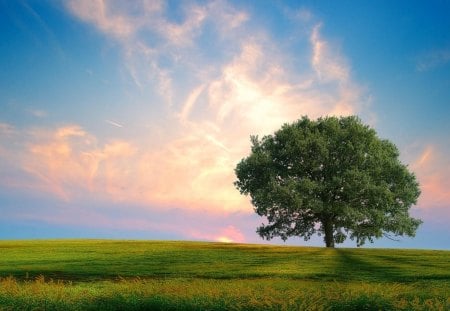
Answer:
[1,0,449,249]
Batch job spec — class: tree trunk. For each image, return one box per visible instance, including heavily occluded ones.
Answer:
[323,219,335,248]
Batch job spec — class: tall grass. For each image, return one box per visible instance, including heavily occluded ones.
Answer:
[1,276,448,310]
[0,240,448,310]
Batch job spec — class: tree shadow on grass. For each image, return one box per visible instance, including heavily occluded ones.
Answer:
[334,249,403,282]
[334,248,450,283]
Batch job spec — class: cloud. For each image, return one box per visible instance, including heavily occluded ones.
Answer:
[66,0,138,40]
[85,0,209,51]
[66,0,248,92]
[310,23,363,116]
[105,119,124,128]
[57,2,369,213]
[0,123,32,190]
[26,108,47,118]
[0,122,15,136]
[411,145,450,209]
[0,125,135,202]
[416,48,450,72]
[311,24,349,83]
[6,124,247,211]
[0,2,371,240]
[179,84,206,122]
[23,126,103,200]
[65,1,364,118]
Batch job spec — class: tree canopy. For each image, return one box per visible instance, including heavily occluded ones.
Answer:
[234,116,422,247]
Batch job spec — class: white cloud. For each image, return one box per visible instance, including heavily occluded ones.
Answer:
[311,24,349,83]
[105,119,124,128]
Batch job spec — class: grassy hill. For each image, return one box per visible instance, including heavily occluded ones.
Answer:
[0,240,449,310]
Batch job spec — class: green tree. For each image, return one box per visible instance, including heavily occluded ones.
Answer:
[235,116,421,247]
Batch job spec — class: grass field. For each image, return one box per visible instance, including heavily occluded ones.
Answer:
[0,240,449,310]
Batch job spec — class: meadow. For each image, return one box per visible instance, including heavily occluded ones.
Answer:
[0,240,448,310]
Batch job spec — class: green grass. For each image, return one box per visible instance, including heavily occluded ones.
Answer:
[0,240,449,310]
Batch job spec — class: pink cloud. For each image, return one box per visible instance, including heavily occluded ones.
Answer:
[10,124,248,212]
[67,1,133,39]
[411,145,450,209]
[16,126,136,202]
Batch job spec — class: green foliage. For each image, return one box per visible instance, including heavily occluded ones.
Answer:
[235,116,422,247]
[0,240,449,310]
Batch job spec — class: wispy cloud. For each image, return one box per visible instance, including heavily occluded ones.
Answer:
[66,0,137,40]
[311,23,349,83]
[0,124,18,178]
[66,0,248,93]
[105,119,124,128]
[26,108,47,118]
[0,122,16,136]
[416,48,450,72]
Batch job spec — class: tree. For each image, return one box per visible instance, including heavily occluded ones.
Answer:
[234,116,421,247]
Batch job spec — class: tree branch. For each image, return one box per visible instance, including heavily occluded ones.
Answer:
[383,233,400,242]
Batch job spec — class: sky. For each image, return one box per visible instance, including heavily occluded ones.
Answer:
[1,0,449,249]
